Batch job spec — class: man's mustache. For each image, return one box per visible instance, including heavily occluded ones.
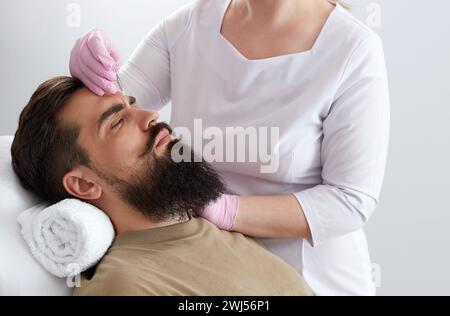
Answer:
[140,122,174,157]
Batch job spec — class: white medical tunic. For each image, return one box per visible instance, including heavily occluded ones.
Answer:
[120,0,390,296]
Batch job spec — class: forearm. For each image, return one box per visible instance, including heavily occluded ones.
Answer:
[232,194,311,239]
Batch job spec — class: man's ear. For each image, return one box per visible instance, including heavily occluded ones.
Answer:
[62,167,102,200]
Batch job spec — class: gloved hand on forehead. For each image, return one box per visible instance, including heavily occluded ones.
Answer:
[70,28,122,96]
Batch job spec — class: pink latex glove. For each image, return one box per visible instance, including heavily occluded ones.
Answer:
[69,29,121,96]
[196,194,240,231]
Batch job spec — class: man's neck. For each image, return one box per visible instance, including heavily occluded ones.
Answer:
[95,196,190,236]
[114,212,190,236]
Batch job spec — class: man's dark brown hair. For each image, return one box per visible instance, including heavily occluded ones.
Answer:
[11,76,90,203]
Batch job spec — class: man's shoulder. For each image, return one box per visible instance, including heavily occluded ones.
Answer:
[73,262,180,296]
[72,262,133,295]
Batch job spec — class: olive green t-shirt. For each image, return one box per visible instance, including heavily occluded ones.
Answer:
[73,217,313,296]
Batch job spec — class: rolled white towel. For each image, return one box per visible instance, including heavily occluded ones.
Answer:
[17,198,115,278]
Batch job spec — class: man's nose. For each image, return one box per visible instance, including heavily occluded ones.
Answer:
[138,109,159,131]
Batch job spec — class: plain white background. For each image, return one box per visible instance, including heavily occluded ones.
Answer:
[1,0,449,295]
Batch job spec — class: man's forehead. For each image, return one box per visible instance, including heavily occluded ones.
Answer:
[59,87,125,126]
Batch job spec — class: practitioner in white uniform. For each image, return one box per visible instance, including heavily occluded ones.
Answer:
[70,0,390,295]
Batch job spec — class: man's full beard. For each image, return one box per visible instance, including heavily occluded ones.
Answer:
[92,123,226,222]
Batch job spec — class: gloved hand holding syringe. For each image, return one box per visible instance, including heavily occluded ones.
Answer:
[69,29,122,96]
[114,68,125,94]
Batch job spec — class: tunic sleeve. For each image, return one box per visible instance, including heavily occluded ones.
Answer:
[294,34,391,247]
[119,3,192,110]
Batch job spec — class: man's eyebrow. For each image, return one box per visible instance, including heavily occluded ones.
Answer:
[128,96,136,104]
[97,103,125,132]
